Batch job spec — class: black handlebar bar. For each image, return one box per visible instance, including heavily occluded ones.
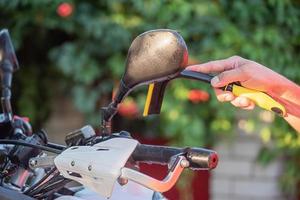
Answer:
[132,144,218,170]
[0,136,218,170]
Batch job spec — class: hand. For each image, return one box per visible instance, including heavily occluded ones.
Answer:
[186,56,288,110]
[187,56,300,132]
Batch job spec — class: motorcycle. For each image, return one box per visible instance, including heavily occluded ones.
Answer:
[0,26,287,199]
[0,29,219,200]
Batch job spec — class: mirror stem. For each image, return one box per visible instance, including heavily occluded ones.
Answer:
[101,80,130,135]
[101,102,117,135]
[1,96,12,121]
[1,60,13,121]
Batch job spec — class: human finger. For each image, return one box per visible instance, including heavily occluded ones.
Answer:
[186,56,243,74]
[210,68,248,87]
[230,96,252,108]
[241,101,255,110]
[214,88,235,102]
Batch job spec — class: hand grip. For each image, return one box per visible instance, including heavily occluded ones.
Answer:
[225,83,286,116]
[132,144,218,170]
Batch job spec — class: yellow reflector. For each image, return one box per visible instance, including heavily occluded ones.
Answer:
[143,83,155,116]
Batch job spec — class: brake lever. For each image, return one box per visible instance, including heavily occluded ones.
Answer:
[120,155,189,193]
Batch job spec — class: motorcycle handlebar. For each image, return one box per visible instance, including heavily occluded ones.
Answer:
[131,144,218,170]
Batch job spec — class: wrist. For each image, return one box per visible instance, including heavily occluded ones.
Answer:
[267,75,300,115]
[279,80,299,101]
[267,74,298,99]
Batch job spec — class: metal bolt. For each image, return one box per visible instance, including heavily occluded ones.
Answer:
[118,177,128,186]
[88,165,92,171]
[71,161,75,166]
[180,159,189,168]
[29,159,37,167]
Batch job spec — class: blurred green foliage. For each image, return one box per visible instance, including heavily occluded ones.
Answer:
[0,0,300,196]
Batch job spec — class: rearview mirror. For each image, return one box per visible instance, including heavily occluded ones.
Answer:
[113,29,188,105]
[102,29,188,127]
[0,29,19,73]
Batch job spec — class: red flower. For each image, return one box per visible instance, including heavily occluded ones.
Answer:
[57,2,73,18]
[188,89,210,103]
[118,99,139,119]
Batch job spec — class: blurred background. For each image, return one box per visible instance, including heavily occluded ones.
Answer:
[1,0,300,199]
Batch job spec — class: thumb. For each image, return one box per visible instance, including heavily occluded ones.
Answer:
[211,68,247,87]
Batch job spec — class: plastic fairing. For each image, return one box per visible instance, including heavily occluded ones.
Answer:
[54,138,138,198]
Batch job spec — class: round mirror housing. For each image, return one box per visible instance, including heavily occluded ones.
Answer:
[122,29,188,88]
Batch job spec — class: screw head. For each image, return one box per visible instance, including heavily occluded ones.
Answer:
[71,161,75,166]
[180,159,190,168]
[118,177,128,186]
[88,165,92,171]
[29,159,37,167]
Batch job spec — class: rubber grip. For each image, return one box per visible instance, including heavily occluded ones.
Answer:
[131,144,218,170]
[226,84,286,116]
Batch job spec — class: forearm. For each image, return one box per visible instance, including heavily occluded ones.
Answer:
[188,56,300,133]
[270,76,300,132]
[269,74,300,107]
[284,114,300,133]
